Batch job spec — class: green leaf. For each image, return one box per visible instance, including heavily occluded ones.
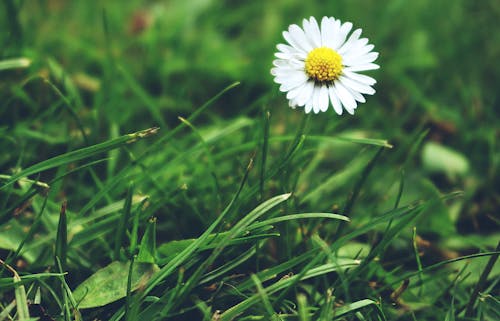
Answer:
[14,273,30,321]
[421,142,469,178]
[73,261,159,309]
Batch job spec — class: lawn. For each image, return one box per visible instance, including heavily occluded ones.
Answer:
[0,0,499,320]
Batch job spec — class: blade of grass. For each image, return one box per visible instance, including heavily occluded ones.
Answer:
[137,82,240,161]
[0,127,159,190]
[113,184,134,260]
[0,299,16,320]
[412,226,424,295]
[55,257,71,321]
[259,110,270,200]
[215,134,393,162]
[129,198,149,256]
[464,240,500,317]
[46,58,83,109]
[233,247,320,293]
[0,272,64,289]
[55,201,68,271]
[124,256,135,321]
[337,147,384,228]
[297,293,310,321]
[14,273,30,321]
[333,299,383,320]
[248,213,349,230]
[318,135,393,148]
[318,289,335,320]
[178,116,221,216]
[378,250,500,293]
[199,246,258,285]
[0,259,30,320]
[43,78,89,145]
[117,65,167,128]
[251,274,282,321]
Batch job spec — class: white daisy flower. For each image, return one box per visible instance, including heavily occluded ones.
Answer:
[271,16,379,115]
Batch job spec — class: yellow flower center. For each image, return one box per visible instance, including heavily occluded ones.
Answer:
[305,47,343,82]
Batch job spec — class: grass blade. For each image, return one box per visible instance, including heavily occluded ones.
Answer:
[114,184,134,260]
[0,127,159,190]
[0,58,31,71]
[55,201,68,271]
[259,110,270,200]
[464,240,500,317]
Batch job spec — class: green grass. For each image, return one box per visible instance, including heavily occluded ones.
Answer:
[1,0,499,320]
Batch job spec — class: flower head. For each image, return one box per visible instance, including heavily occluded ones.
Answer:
[271,17,379,114]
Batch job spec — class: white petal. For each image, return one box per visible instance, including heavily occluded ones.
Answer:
[288,99,298,107]
[275,71,308,83]
[283,30,297,50]
[332,21,353,50]
[335,81,357,114]
[345,85,366,103]
[341,38,369,55]
[352,91,366,103]
[344,63,380,72]
[329,19,342,48]
[271,67,296,78]
[358,43,374,54]
[272,69,303,80]
[304,98,314,113]
[277,43,294,53]
[274,47,307,60]
[338,28,362,55]
[344,52,379,66]
[328,85,343,115]
[312,86,321,114]
[271,63,304,75]
[278,73,309,91]
[339,76,375,95]
[343,70,376,85]
[321,17,334,48]
[287,24,313,52]
[319,85,329,112]
[341,42,374,62]
[295,80,315,107]
[303,17,321,48]
[272,58,304,70]
[286,82,308,100]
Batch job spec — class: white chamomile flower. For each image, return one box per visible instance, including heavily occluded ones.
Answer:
[271,16,379,115]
